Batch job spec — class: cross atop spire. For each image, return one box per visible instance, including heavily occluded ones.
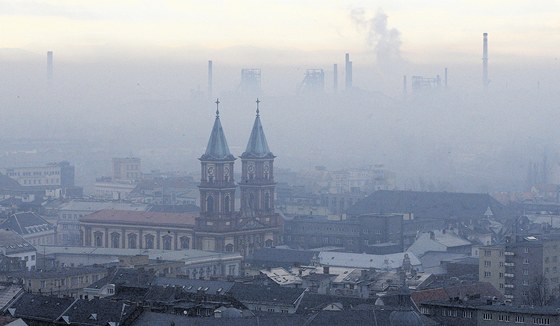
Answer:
[256,98,260,117]
[215,98,220,117]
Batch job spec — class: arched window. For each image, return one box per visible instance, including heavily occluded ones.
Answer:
[94,232,103,247]
[111,232,120,248]
[264,192,271,211]
[265,239,273,248]
[225,244,234,252]
[224,195,231,214]
[145,234,155,249]
[180,236,190,249]
[128,234,137,249]
[206,195,214,214]
[162,235,172,250]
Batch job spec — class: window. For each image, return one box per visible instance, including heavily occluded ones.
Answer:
[128,234,137,249]
[224,195,231,213]
[463,310,473,318]
[145,234,155,249]
[524,258,529,264]
[162,235,172,250]
[31,255,35,261]
[94,232,103,247]
[499,272,504,278]
[180,236,190,249]
[524,247,529,253]
[484,261,491,267]
[515,315,524,323]
[500,262,504,267]
[484,271,492,278]
[206,195,214,214]
[523,269,529,275]
[500,283,504,289]
[483,312,493,320]
[40,281,45,289]
[484,250,492,257]
[110,232,120,248]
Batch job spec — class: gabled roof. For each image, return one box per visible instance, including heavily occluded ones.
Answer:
[0,229,35,255]
[0,212,54,235]
[201,113,235,161]
[411,281,503,306]
[57,298,137,325]
[241,112,273,159]
[6,293,75,322]
[349,190,508,220]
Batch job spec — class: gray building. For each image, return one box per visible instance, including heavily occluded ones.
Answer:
[480,234,560,304]
[284,213,403,253]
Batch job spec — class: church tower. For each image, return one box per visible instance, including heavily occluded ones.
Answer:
[198,99,236,231]
[240,99,276,219]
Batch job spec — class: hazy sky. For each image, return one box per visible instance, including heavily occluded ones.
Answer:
[1,0,559,64]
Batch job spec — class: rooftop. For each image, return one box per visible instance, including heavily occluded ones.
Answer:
[0,212,54,235]
[0,229,35,255]
[79,209,197,227]
[318,251,421,270]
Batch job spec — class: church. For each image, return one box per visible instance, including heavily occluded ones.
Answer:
[80,100,282,256]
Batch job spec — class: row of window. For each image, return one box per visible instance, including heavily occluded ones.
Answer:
[21,178,60,185]
[93,232,190,250]
[39,274,100,289]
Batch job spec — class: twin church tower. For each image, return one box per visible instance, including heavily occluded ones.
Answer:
[195,99,281,256]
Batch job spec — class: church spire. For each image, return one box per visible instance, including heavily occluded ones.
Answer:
[242,98,273,158]
[202,99,234,160]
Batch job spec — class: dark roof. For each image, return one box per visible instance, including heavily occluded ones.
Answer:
[0,229,35,255]
[133,311,306,326]
[296,293,376,314]
[248,248,317,267]
[349,190,507,220]
[6,293,75,322]
[154,277,235,295]
[411,281,503,306]
[201,113,235,161]
[306,308,438,326]
[0,212,54,235]
[241,112,274,159]
[230,283,306,306]
[58,298,138,325]
[0,175,22,190]
[88,267,156,290]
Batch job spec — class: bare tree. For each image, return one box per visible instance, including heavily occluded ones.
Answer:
[526,275,553,306]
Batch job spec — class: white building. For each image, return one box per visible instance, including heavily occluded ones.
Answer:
[0,229,37,270]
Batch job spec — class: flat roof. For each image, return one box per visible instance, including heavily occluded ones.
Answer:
[37,245,242,262]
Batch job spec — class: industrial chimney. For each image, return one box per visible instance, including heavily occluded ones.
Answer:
[333,63,338,92]
[403,75,407,96]
[47,51,53,82]
[208,60,213,99]
[345,53,352,90]
[482,33,489,89]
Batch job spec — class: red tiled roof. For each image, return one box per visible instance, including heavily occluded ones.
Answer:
[80,210,197,227]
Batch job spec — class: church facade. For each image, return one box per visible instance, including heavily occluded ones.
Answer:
[80,100,281,256]
[194,100,282,256]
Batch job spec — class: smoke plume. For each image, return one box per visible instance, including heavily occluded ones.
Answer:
[351,8,404,67]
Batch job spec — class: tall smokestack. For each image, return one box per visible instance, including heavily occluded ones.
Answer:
[345,53,352,90]
[403,75,407,96]
[482,33,488,89]
[333,64,338,92]
[444,68,448,88]
[47,51,53,82]
[207,60,213,99]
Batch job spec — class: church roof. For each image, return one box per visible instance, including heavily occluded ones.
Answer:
[242,107,273,159]
[80,210,197,227]
[201,109,234,161]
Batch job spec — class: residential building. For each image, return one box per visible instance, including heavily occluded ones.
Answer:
[0,212,56,247]
[480,234,560,304]
[16,267,107,297]
[0,229,36,270]
[4,161,74,188]
[112,157,142,182]
[38,245,243,279]
[478,245,506,295]
[284,213,403,253]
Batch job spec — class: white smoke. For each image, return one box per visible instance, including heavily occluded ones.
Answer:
[351,8,404,68]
